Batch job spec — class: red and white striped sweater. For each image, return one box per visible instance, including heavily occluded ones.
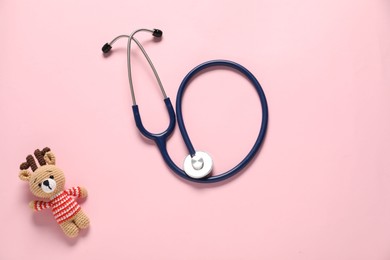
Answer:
[33,187,82,224]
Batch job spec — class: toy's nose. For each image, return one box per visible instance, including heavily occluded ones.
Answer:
[43,180,50,186]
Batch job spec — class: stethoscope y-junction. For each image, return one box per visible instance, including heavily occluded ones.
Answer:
[102,28,268,183]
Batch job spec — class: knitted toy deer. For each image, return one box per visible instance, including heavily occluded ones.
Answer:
[19,147,90,238]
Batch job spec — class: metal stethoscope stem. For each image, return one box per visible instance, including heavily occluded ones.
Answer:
[106,29,166,105]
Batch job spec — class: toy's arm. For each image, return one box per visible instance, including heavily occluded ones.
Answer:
[29,201,50,211]
[65,186,88,198]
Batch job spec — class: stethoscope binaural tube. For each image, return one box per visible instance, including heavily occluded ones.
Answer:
[102,28,166,105]
[102,28,268,183]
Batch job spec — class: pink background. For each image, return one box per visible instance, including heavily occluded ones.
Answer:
[1,0,390,259]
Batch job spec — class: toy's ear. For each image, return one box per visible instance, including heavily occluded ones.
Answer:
[19,170,31,182]
[44,151,56,165]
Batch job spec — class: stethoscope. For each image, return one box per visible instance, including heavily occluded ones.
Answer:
[102,28,268,183]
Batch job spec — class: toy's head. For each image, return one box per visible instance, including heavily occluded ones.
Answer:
[19,148,65,199]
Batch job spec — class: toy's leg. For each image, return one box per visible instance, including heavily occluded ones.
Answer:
[73,210,90,229]
[60,220,79,238]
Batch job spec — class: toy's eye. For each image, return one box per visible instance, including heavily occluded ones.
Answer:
[38,183,42,188]
[49,175,54,179]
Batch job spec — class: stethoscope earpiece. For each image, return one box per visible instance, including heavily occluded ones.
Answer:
[152,29,163,37]
[102,43,112,53]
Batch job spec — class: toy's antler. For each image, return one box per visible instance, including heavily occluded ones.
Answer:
[20,155,38,171]
[19,147,51,171]
[34,147,51,166]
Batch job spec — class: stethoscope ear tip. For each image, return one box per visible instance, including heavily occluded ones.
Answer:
[102,43,112,53]
[152,29,163,38]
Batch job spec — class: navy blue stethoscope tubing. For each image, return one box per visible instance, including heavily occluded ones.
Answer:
[177,60,268,158]
[133,59,268,183]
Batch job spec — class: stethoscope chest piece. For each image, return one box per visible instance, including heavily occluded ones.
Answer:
[183,151,213,179]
